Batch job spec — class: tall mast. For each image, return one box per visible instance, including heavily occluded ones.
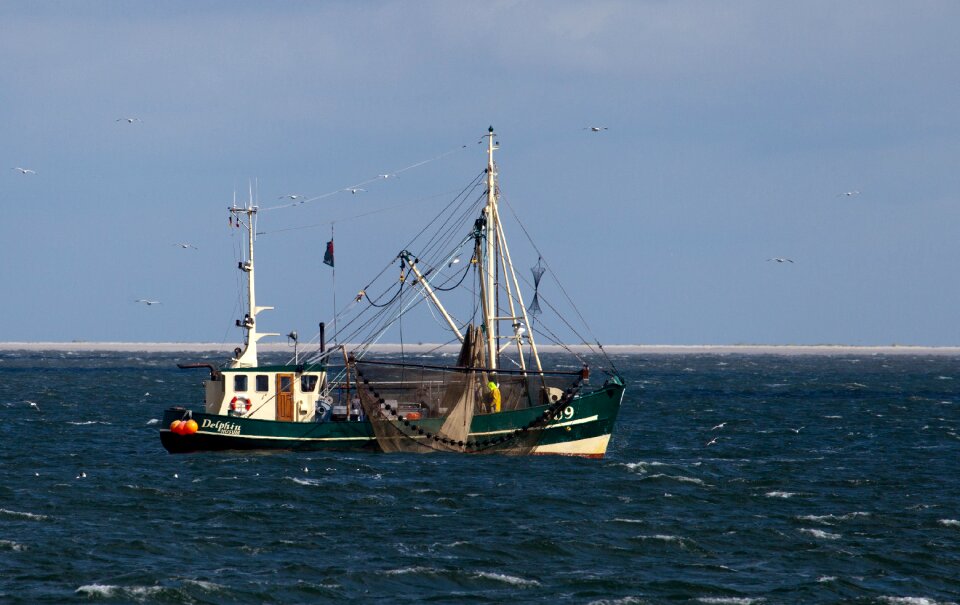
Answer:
[482,126,499,370]
[230,190,277,368]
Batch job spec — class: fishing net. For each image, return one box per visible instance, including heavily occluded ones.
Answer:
[352,325,585,455]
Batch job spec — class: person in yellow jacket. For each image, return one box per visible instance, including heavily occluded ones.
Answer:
[487,381,501,413]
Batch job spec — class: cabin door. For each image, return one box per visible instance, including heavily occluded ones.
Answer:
[276,374,295,421]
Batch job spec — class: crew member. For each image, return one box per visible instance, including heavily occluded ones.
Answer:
[487,381,501,413]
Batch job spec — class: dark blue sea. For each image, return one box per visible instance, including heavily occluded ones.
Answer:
[1,350,958,604]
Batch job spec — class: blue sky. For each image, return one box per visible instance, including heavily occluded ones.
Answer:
[2,1,959,346]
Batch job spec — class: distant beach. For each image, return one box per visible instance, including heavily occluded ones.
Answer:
[1,342,959,356]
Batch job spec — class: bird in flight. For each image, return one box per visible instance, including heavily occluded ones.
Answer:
[135,299,161,306]
[584,126,608,132]
[345,188,365,194]
[174,243,198,250]
[705,437,719,446]
[448,257,461,268]
[26,400,40,411]
[116,117,142,123]
[279,194,304,200]
[710,422,727,431]
[767,257,794,263]
[378,173,396,179]
[838,190,860,197]
[12,167,36,175]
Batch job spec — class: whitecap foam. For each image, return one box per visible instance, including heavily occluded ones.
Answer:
[67,420,112,426]
[697,598,765,605]
[799,528,841,540]
[75,584,165,598]
[287,476,321,486]
[764,491,796,498]
[647,473,707,486]
[938,519,960,527]
[879,598,951,605]
[587,597,646,605]
[472,571,540,586]
[612,518,645,524]
[637,534,691,546]
[817,576,836,583]
[797,512,870,524]
[384,566,439,576]
[0,508,50,521]
[0,539,25,551]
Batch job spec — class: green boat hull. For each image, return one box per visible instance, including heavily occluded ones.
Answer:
[160,378,625,458]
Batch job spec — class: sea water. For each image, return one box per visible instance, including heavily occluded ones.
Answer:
[0,350,957,604]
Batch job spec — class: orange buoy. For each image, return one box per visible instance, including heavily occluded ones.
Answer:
[405,411,422,421]
[185,419,199,434]
[170,420,182,433]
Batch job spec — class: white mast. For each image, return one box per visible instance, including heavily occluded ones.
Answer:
[230,188,277,368]
[482,127,499,369]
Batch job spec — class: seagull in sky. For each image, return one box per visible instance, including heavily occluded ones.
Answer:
[13,167,36,175]
[345,188,365,194]
[279,194,304,200]
[448,257,461,268]
[173,243,198,250]
[710,422,727,431]
[25,400,40,411]
[767,257,794,264]
[705,437,719,446]
[838,190,860,197]
[116,117,142,123]
[135,299,161,306]
[378,173,396,179]
[584,126,608,132]
[788,426,805,434]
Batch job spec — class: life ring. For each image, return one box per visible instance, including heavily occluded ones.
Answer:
[230,396,251,412]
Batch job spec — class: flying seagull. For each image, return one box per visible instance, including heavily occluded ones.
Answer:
[448,257,461,268]
[705,437,719,446]
[279,194,304,200]
[116,117,141,123]
[767,257,794,264]
[711,422,727,431]
[135,299,161,306]
[838,190,860,197]
[345,188,365,194]
[13,167,36,174]
[174,243,198,250]
[378,173,396,179]
[584,126,608,132]
[25,400,40,411]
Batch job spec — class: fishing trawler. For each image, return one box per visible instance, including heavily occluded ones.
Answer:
[160,127,625,457]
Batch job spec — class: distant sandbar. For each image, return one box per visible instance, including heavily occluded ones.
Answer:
[1,342,959,356]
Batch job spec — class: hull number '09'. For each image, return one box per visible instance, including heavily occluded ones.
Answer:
[553,406,575,422]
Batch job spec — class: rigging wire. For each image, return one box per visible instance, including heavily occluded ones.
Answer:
[499,194,619,371]
[261,143,471,212]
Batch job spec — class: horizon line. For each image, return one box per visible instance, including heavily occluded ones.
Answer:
[2,341,960,356]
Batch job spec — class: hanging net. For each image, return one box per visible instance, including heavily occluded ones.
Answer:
[529,257,545,319]
[351,325,585,455]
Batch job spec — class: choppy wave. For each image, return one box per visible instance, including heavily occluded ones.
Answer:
[799,528,842,540]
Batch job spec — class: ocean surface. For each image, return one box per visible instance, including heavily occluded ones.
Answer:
[1,350,958,604]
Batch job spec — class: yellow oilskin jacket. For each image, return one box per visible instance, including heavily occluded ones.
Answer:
[488,381,501,413]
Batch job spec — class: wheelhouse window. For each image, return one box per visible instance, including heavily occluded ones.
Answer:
[301,375,318,392]
[256,375,269,392]
[234,375,248,392]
